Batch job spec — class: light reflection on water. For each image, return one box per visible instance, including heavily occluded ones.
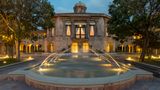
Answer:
[33,54,128,78]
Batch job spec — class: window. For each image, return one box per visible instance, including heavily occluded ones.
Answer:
[66,25,71,36]
[83,43,89,52]
[90,25,95,36]
[48,28,54,37]
[75,25,86,39]
[51,28,54,36]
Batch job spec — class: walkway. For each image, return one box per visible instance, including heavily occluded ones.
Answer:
[125,78,160,90]
[0,80,38,90]
[0,54,48,74]
[0,78,160,90]
[0,53,159,90]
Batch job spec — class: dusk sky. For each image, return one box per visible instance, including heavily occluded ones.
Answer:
[48,0,112,14]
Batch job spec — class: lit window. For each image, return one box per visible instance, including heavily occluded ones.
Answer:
[66,25,71,36]
[77,28,81,34]
[51,28,54,36]
[81,28,85,35]
[90,25,95,36]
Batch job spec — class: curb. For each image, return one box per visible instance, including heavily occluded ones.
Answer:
[125,60,160,77]
[125,59,160,69]
[140,62,160,69]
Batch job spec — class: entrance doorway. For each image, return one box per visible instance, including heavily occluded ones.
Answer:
[83,43,89,52]
[71,42,89,53]
[71,43,78,53]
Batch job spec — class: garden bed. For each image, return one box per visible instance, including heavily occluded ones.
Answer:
[144,59,160,67]
[0,58,19,66]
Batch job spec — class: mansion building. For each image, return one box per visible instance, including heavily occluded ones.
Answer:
[1,1,158,55]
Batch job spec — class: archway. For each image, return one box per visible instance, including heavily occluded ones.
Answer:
[23,45,26,52]
[31,45,34,53]
[105,44,113,52]
[47,43,54,53]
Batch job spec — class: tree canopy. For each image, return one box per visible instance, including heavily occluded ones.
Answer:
[0,0,54,60]
[108,0,160,61]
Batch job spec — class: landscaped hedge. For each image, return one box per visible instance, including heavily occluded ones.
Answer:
[0,58,19,66]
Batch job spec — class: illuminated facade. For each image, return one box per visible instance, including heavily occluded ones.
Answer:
[40,1,142,53]
[46,1,112,53]
[0,1,159,54]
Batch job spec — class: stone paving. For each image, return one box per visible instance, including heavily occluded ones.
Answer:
[0,53,159,90]
[0,80,38,90]
[0,77,160,90]
[125,78,160,90]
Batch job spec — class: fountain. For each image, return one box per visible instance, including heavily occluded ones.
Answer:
[8,48,153,90]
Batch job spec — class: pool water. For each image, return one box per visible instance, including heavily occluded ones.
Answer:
[33,54,127,78]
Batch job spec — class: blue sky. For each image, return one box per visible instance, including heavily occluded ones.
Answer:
[48,0,112,14]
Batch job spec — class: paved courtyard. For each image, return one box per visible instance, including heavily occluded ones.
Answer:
[125,78,160,90]
[0,78,160,90]
[0,53,159,90]
[0,80,38,90]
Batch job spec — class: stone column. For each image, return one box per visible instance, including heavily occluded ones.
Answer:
[2,45,6,55]
[132,45,134,53]
[26,45,28,53]
[128,45,131,53]
[47,28,50,37]
[28,45,31,53]
[113,41,116,52]
[51,44,54,53]
[71,21,75,39]
[155,49,158,55]
[44,39,48,52]
[121,44,124,52]
[36,45,39,51]
[86,22,89,39]
[97,18,104,36]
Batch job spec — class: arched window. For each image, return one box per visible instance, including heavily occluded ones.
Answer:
[90,25,95,36]
[51,28,54,36]
[75,24,86,39]
[66,25,71,36]
[48,28,54,37]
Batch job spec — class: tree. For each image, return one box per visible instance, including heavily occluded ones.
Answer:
[0,0,54,60]
[108,0,160,62]
[0,1,16,58]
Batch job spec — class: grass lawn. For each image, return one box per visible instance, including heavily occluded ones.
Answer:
[0,58,20,66]
[143,59,160,67]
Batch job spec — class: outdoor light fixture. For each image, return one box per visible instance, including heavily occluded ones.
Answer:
[151,55,160,59]
[112,68,124,72]
[126,57,134,61]
[3,61,7,64]
[43,62,51,66]
[0,55,9,59]
[128,63,131,66]
[27,56,34,60]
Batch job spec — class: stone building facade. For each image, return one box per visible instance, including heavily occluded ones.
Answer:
[1,1,159,55]
[14,2,146,53]
[45,1,113,53]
